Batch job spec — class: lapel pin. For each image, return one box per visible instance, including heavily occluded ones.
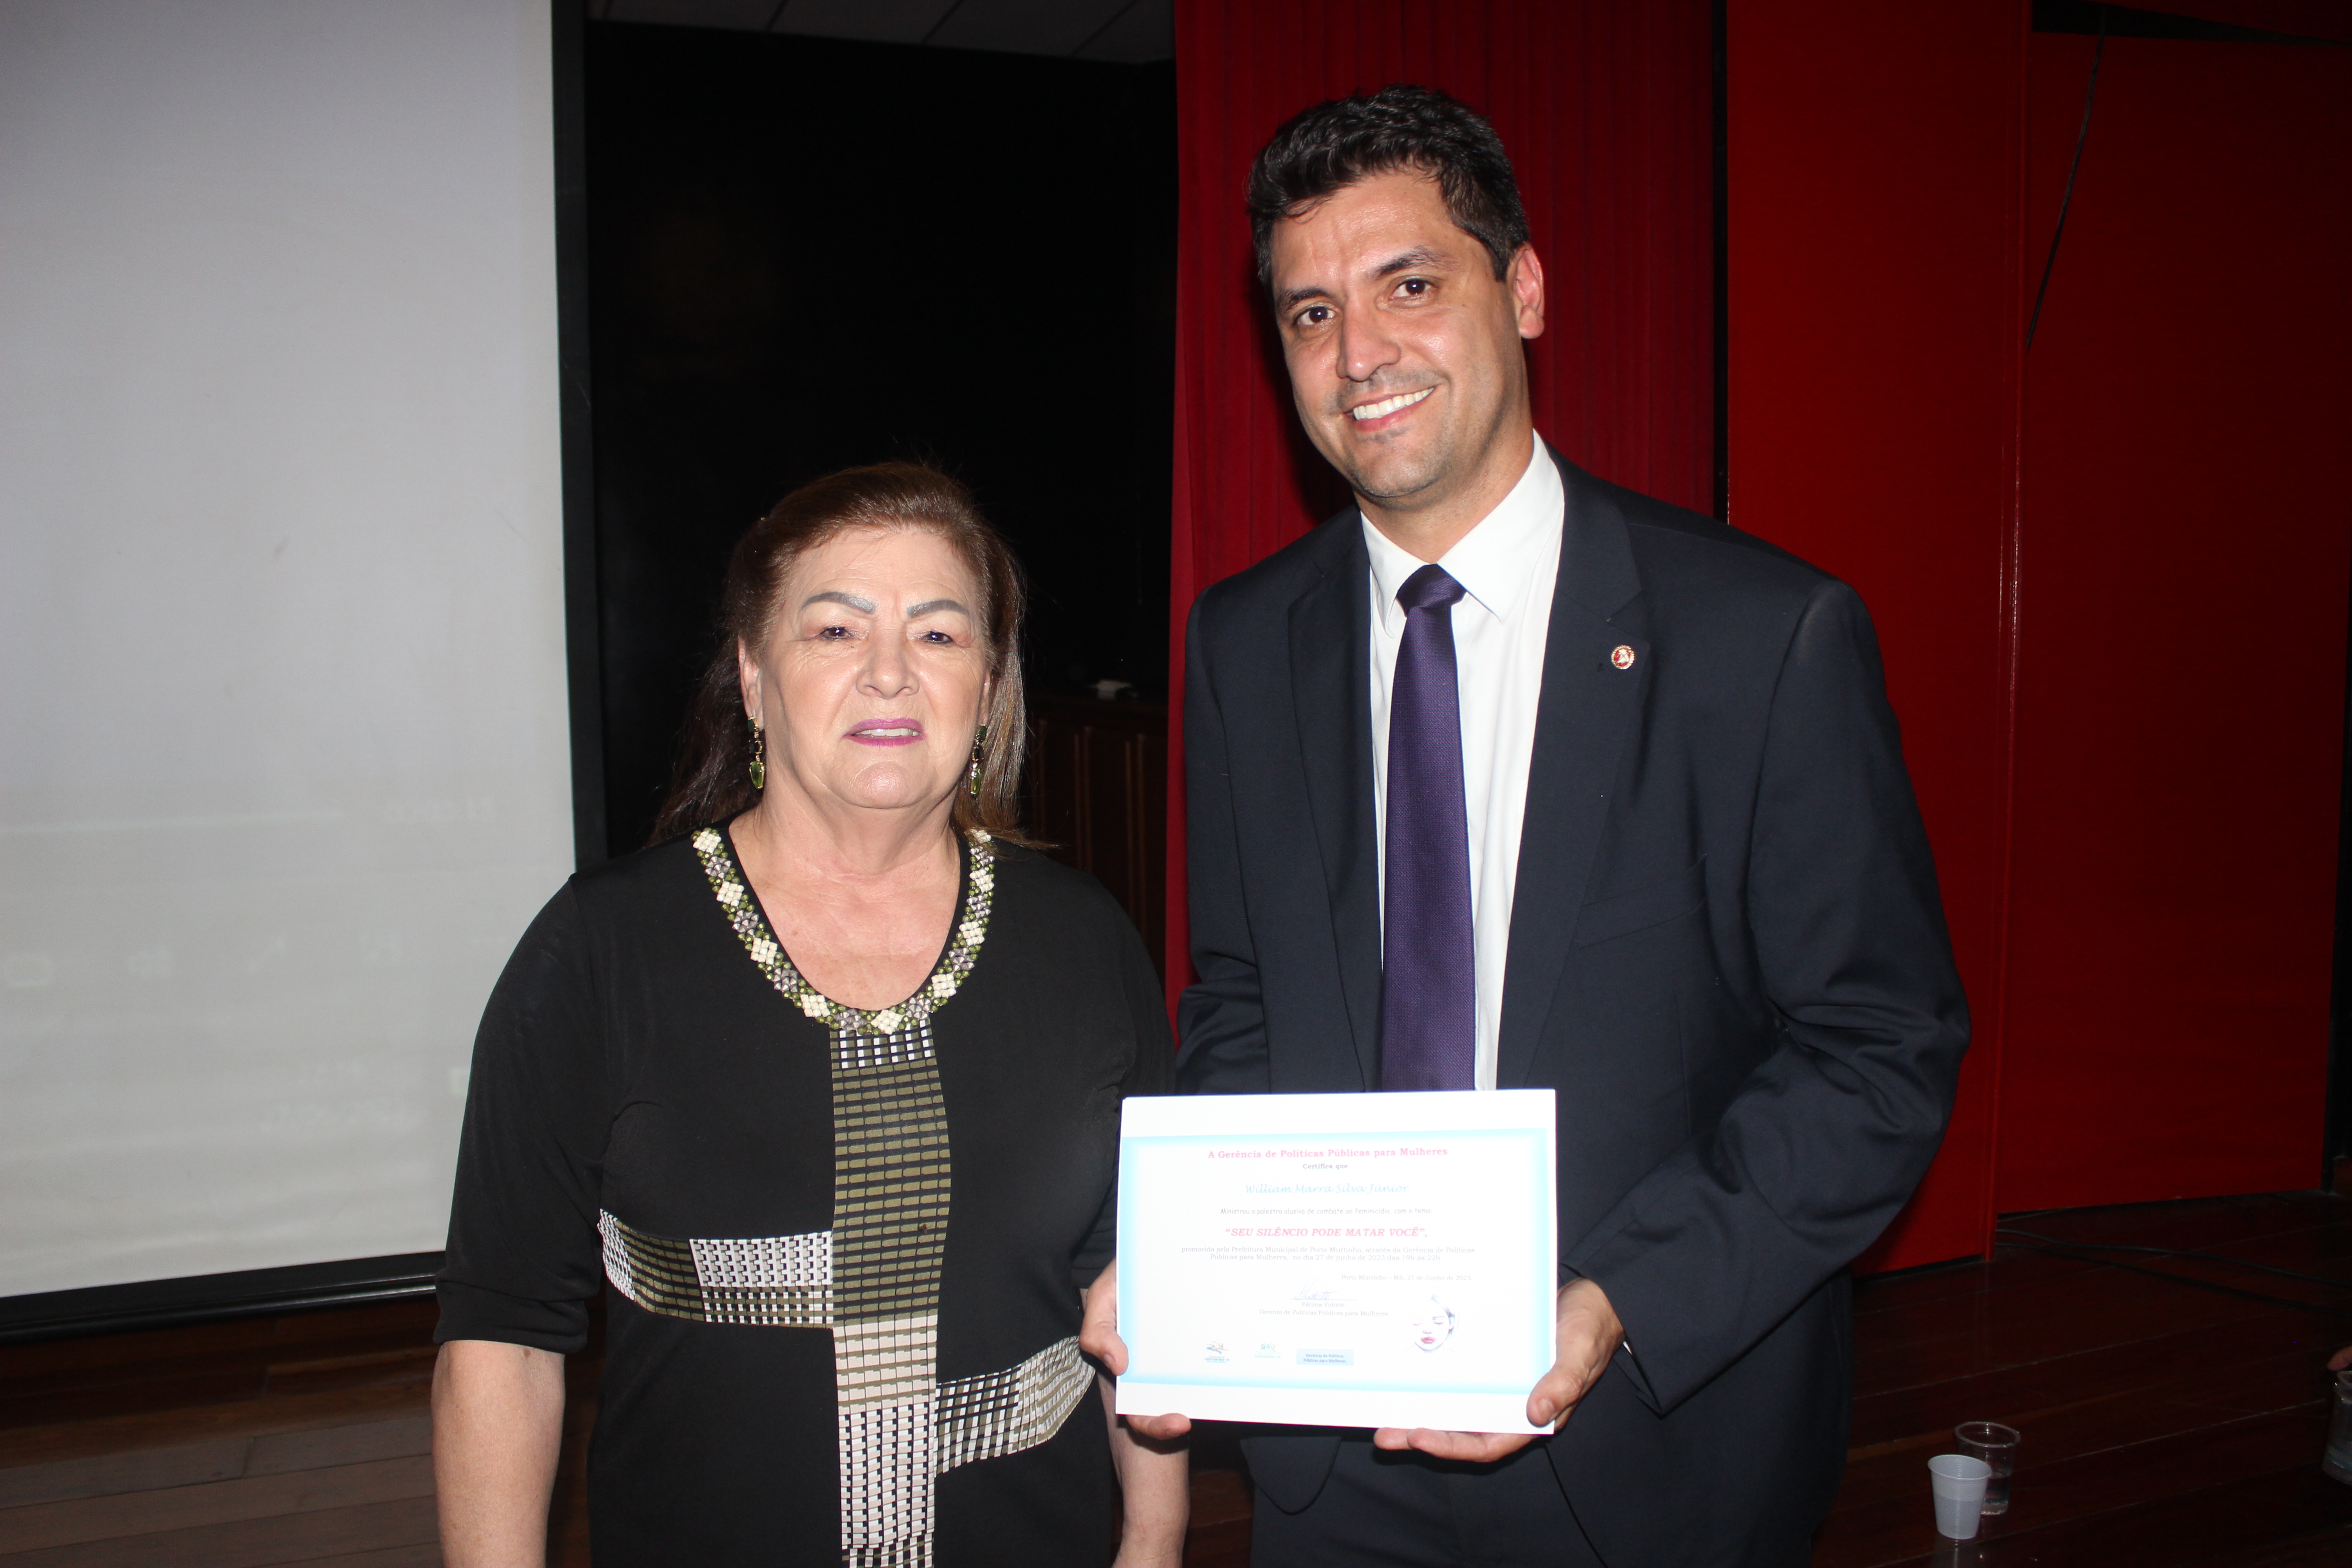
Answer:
[1609,645,1637,671]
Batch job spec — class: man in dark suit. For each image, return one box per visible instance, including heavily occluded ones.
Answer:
[1085,86,1966,1567]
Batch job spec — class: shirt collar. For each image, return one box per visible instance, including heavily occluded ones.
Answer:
[1364,441,1563,632]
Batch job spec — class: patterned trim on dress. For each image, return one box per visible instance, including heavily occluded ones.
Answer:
[684,823,1058,1568]
[598,1210,832,1327]
[595,1216,1086,1450]
[827,1014,953,1564]
[691,824,995,1037]
[934,1334,1094,1474]
[830,1041,951,1320]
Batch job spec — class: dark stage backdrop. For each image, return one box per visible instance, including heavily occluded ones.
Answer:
[2130,0,2352,30]
[585,24,1174,857]
[1162,0,1717,1000]
[1732,0,2349,1269]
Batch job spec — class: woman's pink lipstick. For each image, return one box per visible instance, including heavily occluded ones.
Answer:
[847,718,924,747]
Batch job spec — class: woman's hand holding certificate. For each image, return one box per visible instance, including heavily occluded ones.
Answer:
[1097,1091,1582,1439]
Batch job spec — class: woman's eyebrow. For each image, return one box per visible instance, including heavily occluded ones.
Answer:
[801,591,876,612]
[906,598,972,619]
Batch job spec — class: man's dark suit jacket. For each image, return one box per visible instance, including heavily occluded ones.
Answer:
[1175,451,1968,1568]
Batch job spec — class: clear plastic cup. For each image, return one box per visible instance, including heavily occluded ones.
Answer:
[1928,1454,1991,1540]
[1955,1421,2019,1514]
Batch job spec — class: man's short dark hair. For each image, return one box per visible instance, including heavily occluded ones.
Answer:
[1247,84,1530,291]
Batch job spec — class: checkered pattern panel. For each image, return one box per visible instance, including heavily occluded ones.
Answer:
[934,1335,1093,1475]
[598,1211,833,1328]
[835,1025,938,1073]
[830,1019,952,1559]
[832,1043,952,1322]
[691,1227,831,1289]
[840,1381,938,1555]
[835,1313,940,1411]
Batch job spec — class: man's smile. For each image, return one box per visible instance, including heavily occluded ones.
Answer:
[1348,386,1435,423]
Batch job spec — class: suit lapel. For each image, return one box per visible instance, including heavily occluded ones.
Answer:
[1497,456,1650,1089]
[1287,519,1383,1090]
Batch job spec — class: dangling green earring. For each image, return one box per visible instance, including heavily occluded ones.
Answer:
[748,715,767,791]
[967,725,985,798]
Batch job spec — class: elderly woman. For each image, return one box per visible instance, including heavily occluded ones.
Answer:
[431,464,1185,1566]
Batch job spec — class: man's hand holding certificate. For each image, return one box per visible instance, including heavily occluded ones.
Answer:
[1088,1091,1615,1450]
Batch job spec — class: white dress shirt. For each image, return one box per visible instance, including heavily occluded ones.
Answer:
[1365,441,1563,1090]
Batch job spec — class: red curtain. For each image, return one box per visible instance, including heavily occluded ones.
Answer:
[1730,1,2350,1267]
[1995,34,2351,1210]
[1724,0,2026,1273]
[1165,0,1717,996]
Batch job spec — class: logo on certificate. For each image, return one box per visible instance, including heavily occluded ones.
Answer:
[1409,1296,1457,1353]
[1203,1340,1229,1363]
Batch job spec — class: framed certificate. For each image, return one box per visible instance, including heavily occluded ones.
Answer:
[1114,1089,1557,1434]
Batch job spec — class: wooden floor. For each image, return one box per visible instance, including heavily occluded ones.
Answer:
[3,1192,2347,1565]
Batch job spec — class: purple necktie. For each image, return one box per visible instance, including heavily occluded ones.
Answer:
[1379,564,1475,1091]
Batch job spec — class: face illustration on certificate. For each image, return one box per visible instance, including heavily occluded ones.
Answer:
[1117,1091,1556,1433]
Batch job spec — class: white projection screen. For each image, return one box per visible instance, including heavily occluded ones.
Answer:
[0,0,573,1299]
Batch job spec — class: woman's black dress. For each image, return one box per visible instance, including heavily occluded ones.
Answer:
[436,827,1173,1566]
